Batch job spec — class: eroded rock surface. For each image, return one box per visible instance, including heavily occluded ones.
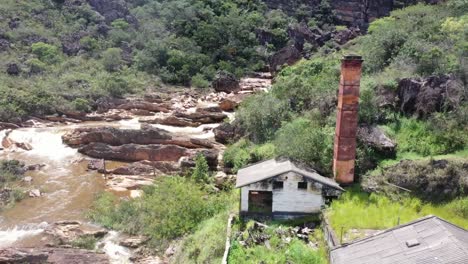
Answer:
[0,247,109,264]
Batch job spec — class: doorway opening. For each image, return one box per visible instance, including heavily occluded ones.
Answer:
[248,191,272,214]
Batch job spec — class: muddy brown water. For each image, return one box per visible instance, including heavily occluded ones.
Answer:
[0,117,220,249]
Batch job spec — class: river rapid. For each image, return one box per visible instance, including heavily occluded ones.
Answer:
[0,75,271,262]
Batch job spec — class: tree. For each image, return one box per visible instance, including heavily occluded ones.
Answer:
[101,48,122,72]
[31,42,61,64]
[192,154,210,184]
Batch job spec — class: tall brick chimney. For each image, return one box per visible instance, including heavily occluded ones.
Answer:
[333,55,363,184]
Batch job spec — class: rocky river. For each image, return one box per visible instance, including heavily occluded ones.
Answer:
[0,74,271,263]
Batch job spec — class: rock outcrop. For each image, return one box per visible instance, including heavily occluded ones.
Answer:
[397,74,464,117]
[357,125,396,156]
[78,143,189,162]
[269,45,302,74]
[212,71,240,93]
[213,122,243,144]
[0,247,109,264]
[363,159,468,202]
[62,126,212,149]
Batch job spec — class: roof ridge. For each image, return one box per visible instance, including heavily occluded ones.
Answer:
[237,158,276,172]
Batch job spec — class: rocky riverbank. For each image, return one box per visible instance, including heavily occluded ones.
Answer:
[0,74,271,263]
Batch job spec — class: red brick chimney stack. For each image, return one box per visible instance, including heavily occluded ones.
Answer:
[333,55,363,184]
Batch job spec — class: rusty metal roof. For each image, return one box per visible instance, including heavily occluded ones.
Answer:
[235,158,343,191]
[330,215,468,264]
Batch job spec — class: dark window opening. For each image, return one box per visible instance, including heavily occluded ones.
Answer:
[298,182,308,189]
[248,191,273,213]
[273,181,284,189]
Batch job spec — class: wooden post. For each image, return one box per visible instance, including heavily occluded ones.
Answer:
[222,214,235,264]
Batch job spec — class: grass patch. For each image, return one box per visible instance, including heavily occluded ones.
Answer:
[172,211,231,264]
[71,235,98,250]
[326,186,468,235]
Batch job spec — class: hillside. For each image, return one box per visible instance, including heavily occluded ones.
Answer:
[0,0,466,263]
[0,0,443,123]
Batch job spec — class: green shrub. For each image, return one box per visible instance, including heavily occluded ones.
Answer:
[31,42,61,64]
[89,177,231,248]
[223,139,253,173]
[192,154,210,184]
[71,235,98,250]
[27,58,47,74]
[389,117,466,156]
[102,75,131,98]
[72,98,91,112]
[272,57,340,113]
[223,140,276,173]
[80,36,98,51]
[101,48,123,72]
[274,118,334,174]
[111,19,130,30]
[191,73,210,88]
[236,93,290,143]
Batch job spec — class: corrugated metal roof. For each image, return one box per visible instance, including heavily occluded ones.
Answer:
[235,158,344,191]
[330,215,468,264]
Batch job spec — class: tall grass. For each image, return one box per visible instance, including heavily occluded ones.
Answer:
[327,187,468,235]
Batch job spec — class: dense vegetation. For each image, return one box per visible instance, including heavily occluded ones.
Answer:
[0,0,336,122]
[89,175,235,249]
[226,0,468,246]
[229,1,467,176]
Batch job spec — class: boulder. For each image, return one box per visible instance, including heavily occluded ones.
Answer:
[174,110,227,124]
[26,164,46,171]
[119,236,149,248]
[213,122,240,144]
[28,189,41,197]
[110,162,156,176]
[62,126,172,147]
[362,159,468,202]
[269,45,302,74]
[219,98,239,111]
[95,97,128,113]
[397,74,464,117]
[78,143,188,162]
[334,26,361,45]
[212,71,240,93]
[1,130,33,151]
[116,101,171,113]
[141,116,200,127]
[0,248,109,264]
[8,17,20,29]
[106,175,154,191]
[0,37,10,52]
[45,221,108,246]
[6,63,20,75]
[88,0,136,25]
[357,125,396,157]
[63,126,212,149]
[0,122,20,130]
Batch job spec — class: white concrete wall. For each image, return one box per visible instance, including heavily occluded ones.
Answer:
[240,172,325,214]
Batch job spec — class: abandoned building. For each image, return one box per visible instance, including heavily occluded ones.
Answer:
[236,158,344,218]
[330,215,468,264]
